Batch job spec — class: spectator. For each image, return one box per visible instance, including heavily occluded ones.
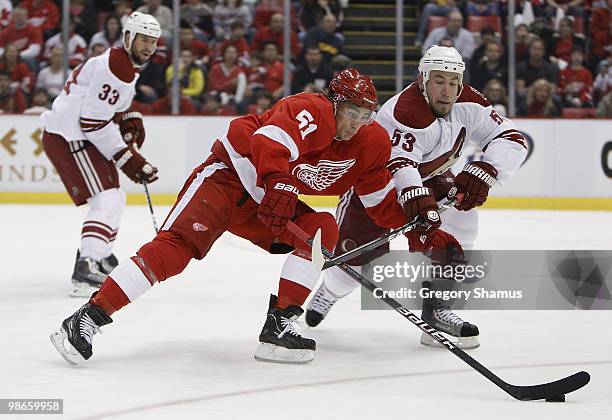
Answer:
[593,59,612,104]
[422,11,476,64]
[517,78,562,116]
[89,43,107,58]
[590,0,612,65]
[330,53,351,76]
[151,84,197,115]
[301,0,343,32]
[438,35,454,48]
[0,0,11,29]
[253,0,299,31]
[414,0,459,45]
[545,0,584,19]
[200,92,237,115]
[515,23,532,63]
[0,70,26,113]
[246,91,273,114]
[36,45,64,99]
[550,17,586,65]
[516,37,560,95]
[466,0,499,17]
[0,42,34,95]
[303,14,344,64]
[214,21,250,66]
[482,78,508,116]
[0,6,42,71]
[292,46,333,93]
[138,0,174,37]
[180,0,215,39]
[42,17,86,69]
[261,41,284,99]
[207,44,247,105]
[19,0,60,39]
[213,0,252,40]
[470,39,506,91]
[178,21,210,66]
[470,26,498,67]
[595,90,612,116]
[166,49,205,103]
[70,0,99,42]
[252,13,300,59]
[114,0,133,27]
[244,50,266,98]
[559,47,593,107]
[24,87,50,114]
[134,58,166,104]
[89,15,123,55]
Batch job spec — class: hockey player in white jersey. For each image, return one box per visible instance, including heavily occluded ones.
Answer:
[41,12,161,297]
[306,46,528,349]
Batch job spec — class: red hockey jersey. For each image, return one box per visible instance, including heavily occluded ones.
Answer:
[217,92,406,228]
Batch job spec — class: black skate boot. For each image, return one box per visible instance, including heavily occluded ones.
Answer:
[420,281,480,349]
[70,251,107,298]
[305,282,339,327]
[50,301,113,365]
[254,295,316,364]
[99,253,119,275]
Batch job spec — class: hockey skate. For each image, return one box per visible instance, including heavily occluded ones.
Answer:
[50,302,113,365]
[254,295,316,364]
[70,251,107,298]
[305,282,339,327]
[420,284,480,349]
[98,253,119,275]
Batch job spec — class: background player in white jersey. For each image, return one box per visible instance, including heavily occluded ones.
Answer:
[306,46,528,349]
[41,12,161,297]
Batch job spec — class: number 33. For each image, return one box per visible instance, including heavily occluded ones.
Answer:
[99,84,119,105]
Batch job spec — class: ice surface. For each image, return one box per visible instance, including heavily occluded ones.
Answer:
[1,205,611,419]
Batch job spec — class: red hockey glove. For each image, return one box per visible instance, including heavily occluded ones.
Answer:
[119,112,145,149]
[257,173,299,235]
[399,186,441,234]
[406,229,465,265]
[453,161,498,211]
[113,146,158,184]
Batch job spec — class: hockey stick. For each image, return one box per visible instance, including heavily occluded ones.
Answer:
[315,197,457,271]
[286,222,590,401]
[142,181,159,234]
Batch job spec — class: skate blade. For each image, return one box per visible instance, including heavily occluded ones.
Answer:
[254,342,314,364]
[69,280,100,298]
[420,332,480,350]
[50,328,84,365]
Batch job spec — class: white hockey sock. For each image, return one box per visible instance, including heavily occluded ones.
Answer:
[280,254,320,290]
[80,189,126,261]
[322,265,361,297]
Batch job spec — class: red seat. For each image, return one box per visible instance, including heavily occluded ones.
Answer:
[467,16,502,34]
[572,17,584,35]
[561,107,596,118]
[427,16,448,34]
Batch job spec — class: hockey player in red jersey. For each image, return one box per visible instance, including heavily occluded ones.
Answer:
[41,12,161,298]
[306,46,528,349]
[50,68,414,365]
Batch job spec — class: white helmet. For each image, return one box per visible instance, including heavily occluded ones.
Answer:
[418,46,465,102]
[122,11,162,51]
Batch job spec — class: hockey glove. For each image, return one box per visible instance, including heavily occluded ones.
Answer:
[119,112,145,149]
[406,229,465,265]
[257,173,299,235]
[399,186,441,234]
[453,161,497,211]
[113,146,158,184]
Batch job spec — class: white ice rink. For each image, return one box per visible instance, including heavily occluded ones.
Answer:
[1,204,611,419]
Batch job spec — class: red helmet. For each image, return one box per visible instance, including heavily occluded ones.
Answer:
[328,68,378,111]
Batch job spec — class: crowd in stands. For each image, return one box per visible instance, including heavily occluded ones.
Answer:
[0,0,351,116]
[416,0,612,117]
[0,0,609,117]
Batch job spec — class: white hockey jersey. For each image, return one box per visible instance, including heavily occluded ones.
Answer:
[375,82,528,193]
[41,47,139,160]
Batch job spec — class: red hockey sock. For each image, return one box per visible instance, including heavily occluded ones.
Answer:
[277,278,311,308]
[90,278,130,316]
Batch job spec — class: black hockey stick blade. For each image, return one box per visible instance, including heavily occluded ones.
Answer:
[505,371,590,401]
